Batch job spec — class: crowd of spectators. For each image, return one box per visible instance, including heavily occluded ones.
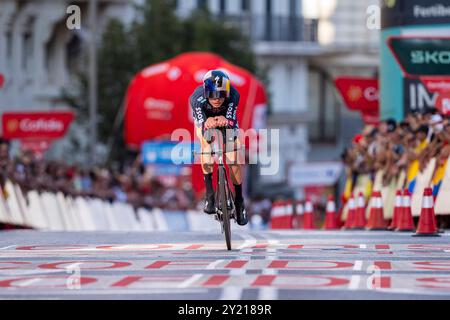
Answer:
[341,108,450,228]
[0,137,272,228]
[342,108,450,186]
[0,138,197,211]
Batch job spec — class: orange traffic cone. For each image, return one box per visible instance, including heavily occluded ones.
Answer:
[396,189,415,232]
[303,198,315,230]
[388,190,403,230]
[352,192,367,229]
[366,191,387,230]
[324,195,339,230]
[414,188,440,237]
[343,195,356,230]
[284,200,294,229]
[269,200,286,230]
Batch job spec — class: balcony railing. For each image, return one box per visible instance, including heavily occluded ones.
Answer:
[218,14,319,43]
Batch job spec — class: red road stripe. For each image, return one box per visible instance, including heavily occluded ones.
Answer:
[185,245,203,250]
[146,261,170,269]
[375,245,390,250]
[288,245,304,249]
[374,261,392,270]
[372,276,391,289]
[252,275,276,286]
[268,260,288,268]
[225,260,248,269]
[252,244,268,249]
[203,275,229,287]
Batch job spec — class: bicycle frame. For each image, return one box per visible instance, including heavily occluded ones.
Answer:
[193,128,241,250]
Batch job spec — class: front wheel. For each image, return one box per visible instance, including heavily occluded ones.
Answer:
[218,166,231,250]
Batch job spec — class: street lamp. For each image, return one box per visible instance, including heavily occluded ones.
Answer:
[88,0,98,165]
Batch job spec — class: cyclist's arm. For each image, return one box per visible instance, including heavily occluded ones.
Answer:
[224,88,240,128]
[190,95,207,133]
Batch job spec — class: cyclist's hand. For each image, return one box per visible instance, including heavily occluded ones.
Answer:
[204,117,217,130]
[215,116,228,128]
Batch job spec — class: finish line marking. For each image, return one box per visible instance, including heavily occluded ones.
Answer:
[353,261,363,271]
[349,276,361,290]
[258,287,278,300]
[0,246,16,251]
[177,274,203,289]
[237,233,258,250]
[206,260,224,270]
[220,287,243,300]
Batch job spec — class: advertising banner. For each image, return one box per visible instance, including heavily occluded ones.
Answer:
[334,77,379,112]
[2,111,75,140]
[388,37,450,77]
[141,141,199,166]
[288,162,343,188]
[334,77,380,124]
[382,0,450,29]
[404,78,439,114]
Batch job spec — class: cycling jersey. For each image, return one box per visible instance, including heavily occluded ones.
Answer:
[190,85,240,131]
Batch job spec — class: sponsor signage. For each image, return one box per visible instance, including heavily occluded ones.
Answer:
[334,77,379,112]
[420,76,450,115]
[142,141,200,165]
[334,77,380,124]
[404,78,439,114]
[288,162,343,187]
[20,139,53,155]
[2,111,75,139]
[382,0,450,29]
[388,37,450,76]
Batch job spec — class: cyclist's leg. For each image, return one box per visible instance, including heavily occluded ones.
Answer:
[224,129,243,185]
[196,126,216,214]
[195,126,214,174]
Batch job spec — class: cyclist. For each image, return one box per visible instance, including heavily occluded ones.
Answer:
[189,70,248,226]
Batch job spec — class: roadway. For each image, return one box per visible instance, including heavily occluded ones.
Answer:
[1,229,450,299]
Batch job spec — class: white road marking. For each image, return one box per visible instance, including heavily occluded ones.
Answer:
[258,287,278,300]
[0,245,16,251]
[17,278,42,287]
[262,269,277,275]
[220,287,243,300]
[353,260,363,271]
[206,260,224,270]
[177,274,203,289]
[359,244,367,249]
[237,233,257,250]
[229,269,246,276]
[0,270,64,276]
[349,276,361,290]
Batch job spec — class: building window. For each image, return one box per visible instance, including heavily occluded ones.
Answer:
[290,0,298,16]
[197,0,207,10]
[307,68,339,143]
[241,0,250,11]
[219,0,226,14]
[6,30,13,63]
[265,0,272,14]
[265,0,272,40]
[23,31,32,70]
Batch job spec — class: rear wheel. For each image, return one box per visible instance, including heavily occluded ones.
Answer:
[218,166,231,250]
